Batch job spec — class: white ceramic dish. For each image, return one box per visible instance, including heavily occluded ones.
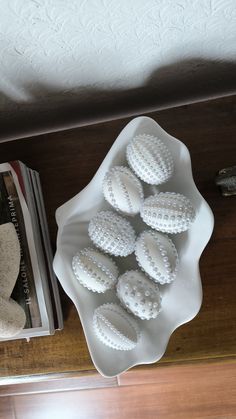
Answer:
[53,117,214,377]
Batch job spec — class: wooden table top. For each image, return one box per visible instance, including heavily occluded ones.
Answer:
[0,96,235,381]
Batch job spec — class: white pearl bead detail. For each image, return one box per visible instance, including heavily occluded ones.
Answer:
[72,248,119,293]
[117,270,162,320]
[93,303,140,351]
[102,166,144,216]
[141,192,196,234]
[126,134,174,185]
[135,230,179,285]
[88,211,136,257]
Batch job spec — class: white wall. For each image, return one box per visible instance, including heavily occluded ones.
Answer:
[1,0,236,138]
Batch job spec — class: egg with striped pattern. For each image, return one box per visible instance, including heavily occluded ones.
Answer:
[103,166,144,216]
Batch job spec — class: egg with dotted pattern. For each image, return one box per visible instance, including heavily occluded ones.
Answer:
[88,211,136,257]
[93,303,140,351]
[117,270,162,320]
[141,192,196,234]
[102,166,144,216]
[126,134,174,185]
[135,230,179,285]
[72,248,119,293]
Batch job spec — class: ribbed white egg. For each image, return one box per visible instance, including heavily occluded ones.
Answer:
[117,270,162,320]
[88,211,136,257]
[93,303,140,350]
[103,166,144,216]
[126,134,174,185]
[72,248,119,293]
[141,192,196,233]
[135,230,179,285]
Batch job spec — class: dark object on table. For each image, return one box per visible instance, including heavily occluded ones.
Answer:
[215,166,236,196]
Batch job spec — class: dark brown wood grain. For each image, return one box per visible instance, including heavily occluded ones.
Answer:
[0,96,235,380]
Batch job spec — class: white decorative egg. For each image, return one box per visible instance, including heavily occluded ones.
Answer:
[141,192,196,233]
[126,134,174,185]
[117,270,162,320]
[93,303,140,351]
[102,166,144,216]
[72,248,118,293]
[88,211,136,257]
[135,230,178,284]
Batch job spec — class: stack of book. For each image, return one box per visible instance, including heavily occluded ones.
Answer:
[0,161,63,341]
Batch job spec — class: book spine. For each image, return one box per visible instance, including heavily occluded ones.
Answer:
[30,169,63,330]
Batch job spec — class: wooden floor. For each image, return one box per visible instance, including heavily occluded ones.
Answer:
[0,360,235,419]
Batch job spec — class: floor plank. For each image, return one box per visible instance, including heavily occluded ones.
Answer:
[0,397,15,419]
[0,373,117,396]
[12,384,235,419]
[118,359,236,386]
[12,361,236,419]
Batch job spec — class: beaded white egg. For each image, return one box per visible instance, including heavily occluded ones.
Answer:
[141,192,196,234]
[93,303,140,351]
[117,270,162,320]
[72,248,119,293]
[126,134,174,185]
[135,230,179,285]
[88,211,136,257]
[102,166,144,216]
